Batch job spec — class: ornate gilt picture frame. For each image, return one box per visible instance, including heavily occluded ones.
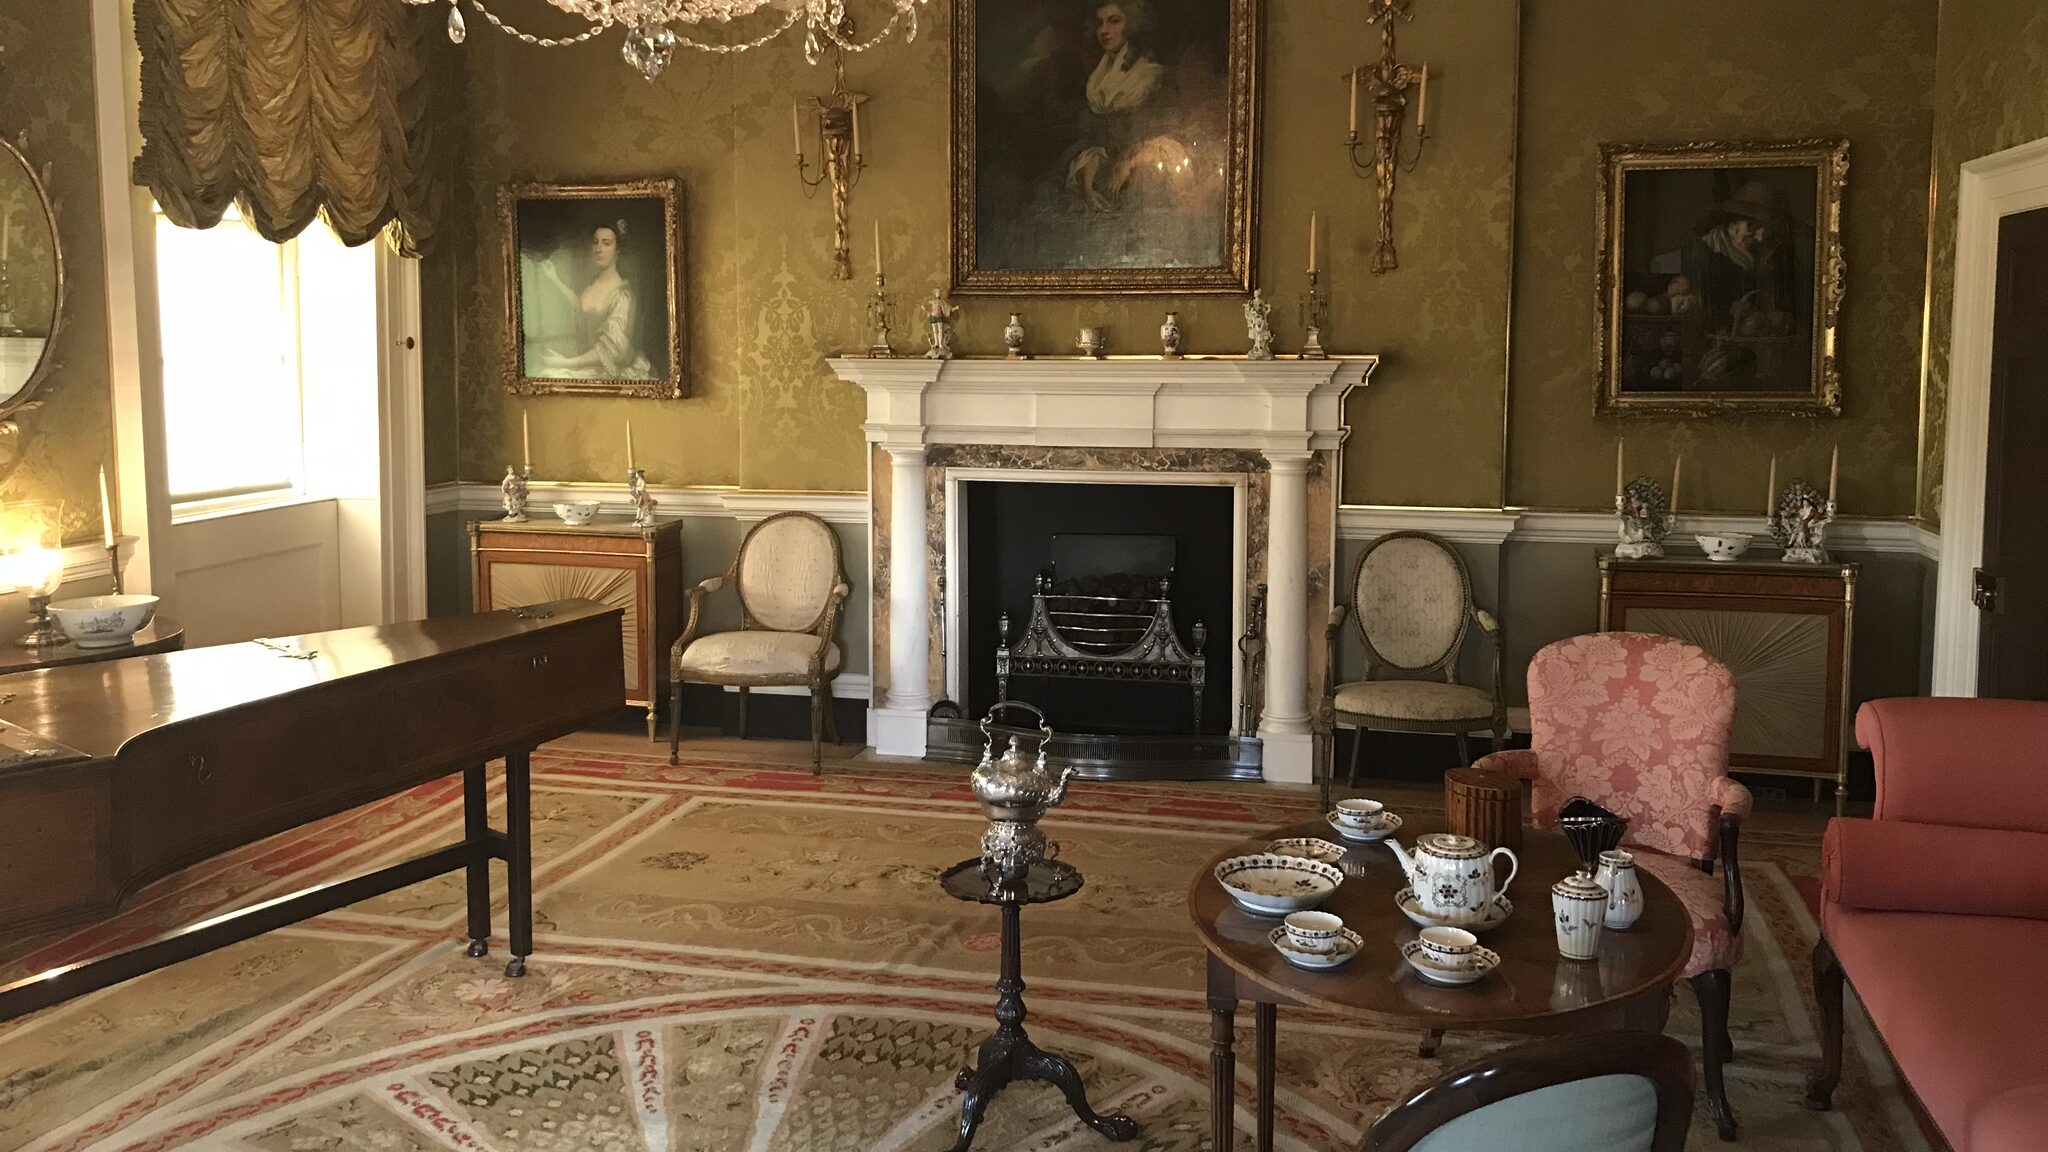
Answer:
[499,178,685,398]
[1595,139,1848,416]
[950,0,1261,295]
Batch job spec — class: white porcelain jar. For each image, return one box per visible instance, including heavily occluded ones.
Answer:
[1552,872,1608,961]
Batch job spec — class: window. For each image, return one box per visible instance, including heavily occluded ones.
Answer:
[154,206,350,507]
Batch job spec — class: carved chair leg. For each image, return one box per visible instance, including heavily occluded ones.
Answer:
[1417,1029,1443,1059]
[1454,732,1472,768]
[1346,725,1365,786]
[1691,969,1738,1140]
[810,683,826,775]
[667,681,683,766]
[1491,723,1507,754]
[1806,936,1845,1111]
[824,688,841,745]
[736,686,749,740]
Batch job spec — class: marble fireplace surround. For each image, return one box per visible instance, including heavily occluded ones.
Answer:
[828,357,1377,784]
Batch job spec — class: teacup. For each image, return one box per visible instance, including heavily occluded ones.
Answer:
[1417,925,1479,970]
[1282,910,1345,953]
[1333,798,1385,830]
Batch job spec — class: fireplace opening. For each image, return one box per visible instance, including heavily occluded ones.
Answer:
[960,480,1234,737]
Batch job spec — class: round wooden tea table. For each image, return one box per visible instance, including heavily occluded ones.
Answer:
[1187,816,1692,1152]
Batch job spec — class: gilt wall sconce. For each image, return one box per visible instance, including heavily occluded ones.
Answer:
[1344,0,1432,274]
[793,36,869,280]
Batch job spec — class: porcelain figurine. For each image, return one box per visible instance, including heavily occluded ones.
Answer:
[1004,312,1028,359]
[627,467,658,528]
[1386,832,1519,927]
[1552,871,1609,960]
[924,289,959,360]
[1615,477,1673,560]
[1160,311,1184,358]
[1594,848,1643,930]
[500,465,531,523]
[1771,479,1835,564]
[1244,289,1274,360]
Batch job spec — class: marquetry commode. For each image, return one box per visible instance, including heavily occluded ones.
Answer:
[471,516,684,738]
[1598,553,1857,812]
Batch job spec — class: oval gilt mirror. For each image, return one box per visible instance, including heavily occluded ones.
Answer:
[0,134,61,419]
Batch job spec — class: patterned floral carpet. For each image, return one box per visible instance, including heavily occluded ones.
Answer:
[0,744,1931,1152]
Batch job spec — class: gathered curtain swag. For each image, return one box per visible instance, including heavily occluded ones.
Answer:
[134,0,444,256]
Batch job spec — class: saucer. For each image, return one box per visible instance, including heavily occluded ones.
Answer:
[1268,926,1363,971]
[1400,940,1500,987]
[1395,887,1513,933]
[1326,811,1402,843]
[1267,837,1347,865]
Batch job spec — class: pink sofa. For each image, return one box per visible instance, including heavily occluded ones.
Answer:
[1807,698,2048,1151]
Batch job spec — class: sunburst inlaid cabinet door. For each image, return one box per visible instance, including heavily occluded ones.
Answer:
[1626,607,1828,760]
[491,563,641,694]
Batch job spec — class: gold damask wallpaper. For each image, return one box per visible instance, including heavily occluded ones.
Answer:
[1920,0,2048,526]
[0,7,116,542]
[435,0,1955,516]
[1509,0,1936,516]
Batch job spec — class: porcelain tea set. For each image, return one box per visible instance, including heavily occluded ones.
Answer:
[1216,794,1646,980]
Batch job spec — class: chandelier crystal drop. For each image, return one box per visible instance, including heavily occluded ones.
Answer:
[403,0,928,81]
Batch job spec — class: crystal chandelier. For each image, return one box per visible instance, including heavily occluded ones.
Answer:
[404,0,929,81]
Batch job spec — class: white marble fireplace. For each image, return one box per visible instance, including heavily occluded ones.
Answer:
[828,356,1376,784]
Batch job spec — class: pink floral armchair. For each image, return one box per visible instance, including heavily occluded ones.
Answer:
[1473,631,1751,1141]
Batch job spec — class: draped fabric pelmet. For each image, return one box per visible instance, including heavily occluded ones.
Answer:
[133,0,444,256]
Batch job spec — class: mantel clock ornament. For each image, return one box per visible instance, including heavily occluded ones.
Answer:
[500,179,686,399]
[949,0,1261,295]
[1595,138,1849,416]
[1343,0,1432,274]
[0,130,63,438]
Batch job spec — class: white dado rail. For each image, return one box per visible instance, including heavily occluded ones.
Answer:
[829,356,1378,784]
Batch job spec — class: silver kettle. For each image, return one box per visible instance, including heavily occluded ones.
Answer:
[969,702,1073,822]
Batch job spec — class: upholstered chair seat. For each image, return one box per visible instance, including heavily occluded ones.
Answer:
[1332,680,1497,724]
[1324,531,1508,806]
[668,512,849,772]
[675,632,844,680]
[1473,631,1749,1140]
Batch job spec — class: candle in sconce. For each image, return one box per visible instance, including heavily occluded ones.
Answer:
[1417,64,1430,130]
[1765,456,1777,516]
[99,467,114,549]
[874,221,883,277]
[627,421,635,472]
[1348,67,1359,137]
[1670,456,1682,515]
[1828,446,1839,505]
[791,101,803,159]
[1307,212,1319,275]
[522,410,531,469]
[1614,438,1625,501]
[851,102,862,158]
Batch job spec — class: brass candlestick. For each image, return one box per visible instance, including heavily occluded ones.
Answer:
[866,271,895,358]
[794,26,869,280]
[1344,0,1432,274]
[1300,269,1330,360]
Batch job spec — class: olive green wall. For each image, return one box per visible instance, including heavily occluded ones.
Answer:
[434,1,1956,517]
[1509,0,1936,517]
[0,7,117,544]
[1920,0,2048,526]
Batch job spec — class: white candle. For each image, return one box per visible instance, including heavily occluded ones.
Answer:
[1615,438,1624,500]
[1,200,9,262]
[1669,456,1682,515]
[874,221,883,276]
[1766,456,1777,516]
[851,101,862,158]
[792,101,803,158]
[1417,64,1429,130]
[1307,211,1319,274]
[99,467,114,548]
[1348,67,1359,136]
[626,420,635,471]
[1828,446,1838,504]
[521,410,531,469]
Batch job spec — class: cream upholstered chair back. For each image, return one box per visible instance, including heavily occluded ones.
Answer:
[735,512,844,633]
[1352,532,1473,676]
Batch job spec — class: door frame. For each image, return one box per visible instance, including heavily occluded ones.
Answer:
[375,248,428,622]
[1934,136,2048,696]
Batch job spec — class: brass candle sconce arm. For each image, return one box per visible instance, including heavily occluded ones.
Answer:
[1342,0,1433,275]
[794,38,870,280]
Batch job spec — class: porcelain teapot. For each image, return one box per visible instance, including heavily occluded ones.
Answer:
[1387,832,1519,926]
[970,702,1074,823]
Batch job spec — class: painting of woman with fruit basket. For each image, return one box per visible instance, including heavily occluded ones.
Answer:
[1595,139,1848,415]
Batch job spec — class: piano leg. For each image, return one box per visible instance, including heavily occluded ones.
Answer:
[504,749,533,979]
[463,763,491,958]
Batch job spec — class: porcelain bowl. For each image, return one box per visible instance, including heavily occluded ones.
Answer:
[1214,853,1343,916]
[553,501,601,526]
[49,594,159,648]
[1694,532,1753,562]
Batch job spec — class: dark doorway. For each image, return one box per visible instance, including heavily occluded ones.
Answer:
[961,480,1234,735]
[1978,204,2048,700]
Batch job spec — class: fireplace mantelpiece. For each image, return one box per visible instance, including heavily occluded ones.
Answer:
[829,356,1377,784]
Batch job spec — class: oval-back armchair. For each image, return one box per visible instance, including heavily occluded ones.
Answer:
[667,512,849,773]
[1323,531,1508,806]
